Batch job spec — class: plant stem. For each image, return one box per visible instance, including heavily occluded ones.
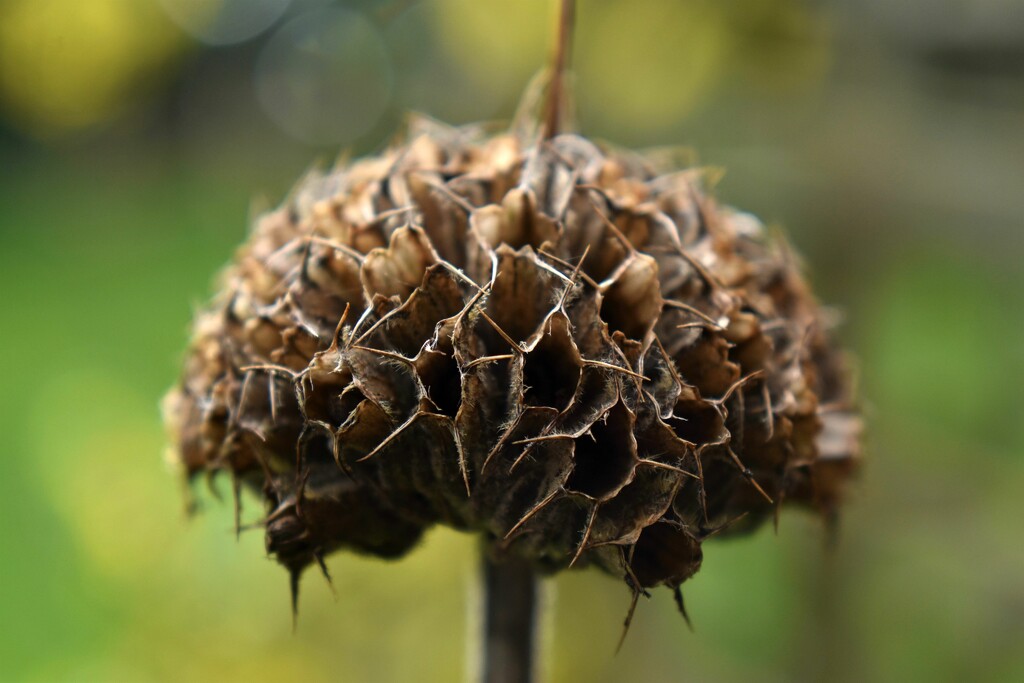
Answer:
[481,550,539,683]
[543,0,576,139]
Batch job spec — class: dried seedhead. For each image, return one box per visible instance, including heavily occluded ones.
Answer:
[164,116,860,611]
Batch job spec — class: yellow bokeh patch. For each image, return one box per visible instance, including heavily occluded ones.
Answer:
[428,0,829,133]
[0,0,186,136]
[28,369,181,582]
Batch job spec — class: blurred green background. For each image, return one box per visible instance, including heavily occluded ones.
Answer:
[1,0,1022,681]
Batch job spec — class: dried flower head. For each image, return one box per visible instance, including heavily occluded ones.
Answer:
[164,113,859,611]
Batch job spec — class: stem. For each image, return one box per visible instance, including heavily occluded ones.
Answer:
[543,0,576,139]
[481,550,539,683]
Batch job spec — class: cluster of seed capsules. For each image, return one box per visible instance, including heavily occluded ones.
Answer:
[165,117,860,608]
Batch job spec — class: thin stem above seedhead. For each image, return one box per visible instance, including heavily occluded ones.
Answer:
[543,0,576,139]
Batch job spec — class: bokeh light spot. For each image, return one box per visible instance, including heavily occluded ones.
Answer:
[0,0,184,136]
[28,370,178,582]
[387,1,510,123]
[255,7,394,145]
[160,0,291,47]
[429,0,550,106]
[575,1,731,131]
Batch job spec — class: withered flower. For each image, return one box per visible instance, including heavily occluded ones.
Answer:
[165,115,858,590]
[164,1,859,672]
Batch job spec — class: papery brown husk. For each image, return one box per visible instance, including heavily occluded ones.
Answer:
[164,117,860,600]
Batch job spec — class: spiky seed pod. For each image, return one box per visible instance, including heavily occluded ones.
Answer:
[164,115,859,604]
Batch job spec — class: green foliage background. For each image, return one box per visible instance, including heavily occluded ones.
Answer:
[1,1,1022,681]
